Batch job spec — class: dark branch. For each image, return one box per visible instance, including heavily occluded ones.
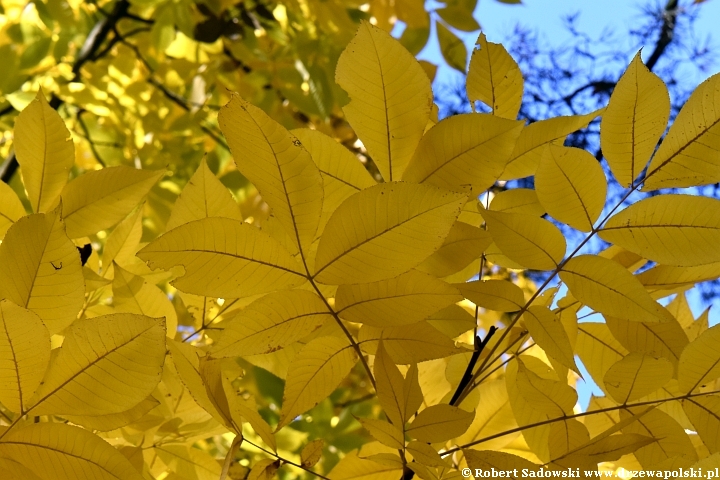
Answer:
[448,326,498,406]
[645,0,679,71]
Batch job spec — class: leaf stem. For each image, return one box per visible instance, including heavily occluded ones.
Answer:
[455,183,640,405]
[442,387,720,456]
[308,279,376,389]
[242,437,331,480]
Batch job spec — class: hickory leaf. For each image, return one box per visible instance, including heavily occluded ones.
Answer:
[138,217,306,298]
[601,52,670,187]
[218,95,323,255]
[644,72,720,189]
[61,166,165,239]
[402,113,522,193]
[314,182,466,284]
[467,33,523,119]
[28,313,166,416]
[336,21,432,182]
[165,157,243,231]
[278,336,357,428]
[600,194,720,267]
[13,91,74,213]
[0,300,51,414]
[0,208,84,334]
[335,270,462,327]
[210,289,332,357]
[0,423,144,480]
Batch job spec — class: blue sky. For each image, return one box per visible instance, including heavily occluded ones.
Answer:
[421,0,720,86]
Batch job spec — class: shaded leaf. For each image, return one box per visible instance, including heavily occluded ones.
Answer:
[61,166,164,238]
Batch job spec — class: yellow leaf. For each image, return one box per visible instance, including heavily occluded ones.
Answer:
[600,52,670,187]
[603,352,673,403]
[559,255,672,323]
[327,451,402,480]
[406,441,448,468]
[166,157,243,231]
[426,305,476,338]
[679,324,720,393]
[336,270,462,327]
[683,396,720,453]
[358,418,404,449]
[463,449,539,475]
[515,358,577,416]
[224,382,276,451]
[0,423,144,480]
[61,166,165,238]
[210,290,331,357]
[402,114,523,193]
[644,72,720,189]
[102,206,143,271]
[28,313,165,416]
[482,209,566,270]
[14,91,74,213]
[247,458,280,480]
[555,433,655,467]
[62,395,160,432]
[138,217,306,298]
[278,336,357,428]
[600,194,720,267]
[359,321,462,363]
[373,342,422,427]
[535,145,607,232]
[155,444,221,480]
[167,340,232,428]
[336,22,431,182]
[604,315,688,368]
[0,209,84,334]
[0,458,44,480]
[314,183,466,284]
[638,262,720,293]
[301,439,324,468]
[292,128,376,236]
[437,22,467,73]
[406,404,473,443]
[455,379,518,451]
[522,305,579,374]
[467,33,523,119]
[489,188,545,216]
[112,263,178,338]
[0,182,25,239]
[500,109,602,180]
[455,279,524,312]
[621,407,697,468]
[416,221,492,278]
[218,96,323,254]
[547,419,590,461]
[0,300,50,414]
[576,323,628,393]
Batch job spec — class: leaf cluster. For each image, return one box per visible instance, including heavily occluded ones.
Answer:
[3,18,720,479]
